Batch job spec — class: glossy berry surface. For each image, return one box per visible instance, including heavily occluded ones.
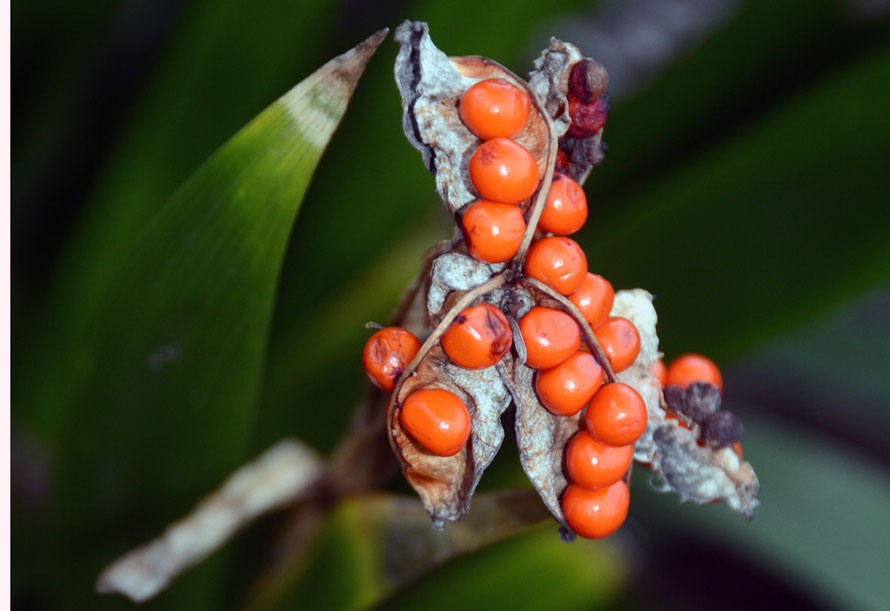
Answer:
[362,327,422,392]
[594,317,640,373]
[524,236,588,295]
[441,302,512,370]
[569,273,614,328]
[518,306,581,370]
[469,138,539,204]
[567,94,609,138]
[562,481,629,539]
[586,382,648,447]
[667,354,723,393]
[566,431,633,490]
[461,200,526,263]
[459,78,531,140]
[535,351,604,416]
[538,174,588,235]
[400,388,471,457]
[650,358,667,386]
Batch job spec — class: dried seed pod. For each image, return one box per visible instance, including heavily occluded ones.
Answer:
[610,290,758,517]
[387,345,512,526]
[387,21,758,533]
[394,21,552,218]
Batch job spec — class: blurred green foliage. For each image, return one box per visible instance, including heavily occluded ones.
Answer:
[12,0,890,609]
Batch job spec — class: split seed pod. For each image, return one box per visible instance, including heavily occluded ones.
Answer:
[385,21,759,533]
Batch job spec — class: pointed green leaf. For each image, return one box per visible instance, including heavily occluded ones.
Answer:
[43,31,387,608]
[251,491,623,609]
[580,44,890,360]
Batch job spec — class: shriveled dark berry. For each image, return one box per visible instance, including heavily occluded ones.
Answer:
[685,382,722,418]
[568,59,608,104]
[701,410,743,447]
[567,93,609,138]
[664,382,721,423]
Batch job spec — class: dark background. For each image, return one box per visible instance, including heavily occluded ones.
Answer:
[12,0,890,608]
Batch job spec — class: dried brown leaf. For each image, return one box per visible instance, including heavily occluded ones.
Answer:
[95,440,324,603]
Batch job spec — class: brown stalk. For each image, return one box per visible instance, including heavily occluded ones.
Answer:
[512,92,559,265]
[521,276,617,383]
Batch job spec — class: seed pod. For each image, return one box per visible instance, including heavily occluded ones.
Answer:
[394,21,552,219]
[388,21,759,532]
[610,290,759,518]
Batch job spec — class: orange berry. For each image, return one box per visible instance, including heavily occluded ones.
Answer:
[535,351,604,416]
[666,354,723,393]
[538,174,588,235]
[566,431,633,490]
[400,388,471,457]
[569,273,614,328]
[441,302,512,370]
[524,236,588,295]
[362,327,422,392]
[469,138,539,204]
[459,78,531,140]
[586,383,648,446]
[651,358,667,386]
[594,317,640,373]
[518,306,581,370]
[562,481,629,539]
[461,200,526,263]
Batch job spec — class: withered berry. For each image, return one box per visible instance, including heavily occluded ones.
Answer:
[469,138,539,204]
[400,388,471,457]
[701,410,743,448]
[362,327,422,392]
[566,431,633,490]
[524,236,588,295]
[441,302,512,369]
[535,351,604,416]
[594,316,640,373]
[459,78,531,140]
[567,93,609,138]
[569,273,614,328]
[562,481,629,539]
[461,200,526,263]
[586,382,647,447]
[568,59,608,104]
[538,173,588,235]
[518,306,581,370]
[667,354,723,393]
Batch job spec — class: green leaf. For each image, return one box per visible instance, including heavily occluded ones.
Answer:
[252,491,623,609]
[20,0,340,434]
[380,521,626,610]
[632,409,890,611]
[580,44,890,361]
[42,31,387,608]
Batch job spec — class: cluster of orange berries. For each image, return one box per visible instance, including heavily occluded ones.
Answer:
[363,71,671,539]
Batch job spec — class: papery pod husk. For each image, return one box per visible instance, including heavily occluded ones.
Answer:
[389,20,758,531]
[610,290,759,518]
[394,21,552,218]
[387,344,512,526]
